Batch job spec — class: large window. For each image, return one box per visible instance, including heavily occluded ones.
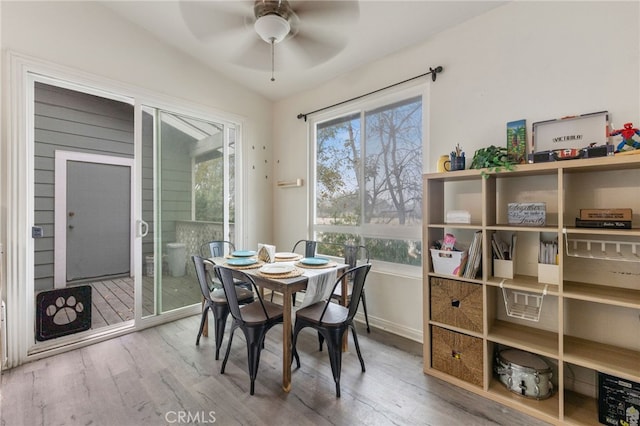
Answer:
[312,89,424,266]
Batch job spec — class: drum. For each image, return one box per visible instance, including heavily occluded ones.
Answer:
[494,349,553,399]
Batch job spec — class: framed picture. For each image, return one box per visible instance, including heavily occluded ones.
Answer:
[507,119,527,164]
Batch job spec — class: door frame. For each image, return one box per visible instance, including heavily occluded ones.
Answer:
[5,53,242,368]
[54,151,135,288]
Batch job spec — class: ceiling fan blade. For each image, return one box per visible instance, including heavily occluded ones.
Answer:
[233,37,272,71]
[179,1,254,43]
[290,0,360,27]
[284,27,348,67]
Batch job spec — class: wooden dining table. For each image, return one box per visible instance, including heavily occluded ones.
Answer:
[210,257,348,392]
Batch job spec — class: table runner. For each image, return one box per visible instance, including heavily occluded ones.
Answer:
[299,266,338,308]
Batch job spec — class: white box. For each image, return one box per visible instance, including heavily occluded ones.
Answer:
[538,263,559,285]
[430,249,468,277]
[445,210,471,224]
[533,111,609,153]
[494,259,514,279]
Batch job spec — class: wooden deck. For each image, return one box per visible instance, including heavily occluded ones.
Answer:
[67,273,201,329]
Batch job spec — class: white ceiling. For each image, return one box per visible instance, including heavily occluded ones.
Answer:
[102,1,506,101]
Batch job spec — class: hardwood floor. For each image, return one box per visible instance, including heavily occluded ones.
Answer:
[0,315,550,426]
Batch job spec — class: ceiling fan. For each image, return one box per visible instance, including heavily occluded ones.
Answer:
[179,0,360,82]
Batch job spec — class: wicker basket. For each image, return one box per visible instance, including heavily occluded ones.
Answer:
[430,277,483,333]
[431,326,483,387]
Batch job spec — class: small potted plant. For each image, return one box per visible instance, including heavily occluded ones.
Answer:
[470,145,514,177]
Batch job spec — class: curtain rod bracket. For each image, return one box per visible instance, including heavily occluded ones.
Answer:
[430,66,443,82]
[297,65,443,120]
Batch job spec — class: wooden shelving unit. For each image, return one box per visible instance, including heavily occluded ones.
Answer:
[422,154,640,425]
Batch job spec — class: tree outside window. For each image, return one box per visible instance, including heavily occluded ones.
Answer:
[313,95,423,266]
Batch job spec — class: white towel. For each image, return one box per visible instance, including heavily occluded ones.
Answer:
[300,268,338,308]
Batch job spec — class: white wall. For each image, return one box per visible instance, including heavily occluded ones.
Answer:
[273,1,640,341]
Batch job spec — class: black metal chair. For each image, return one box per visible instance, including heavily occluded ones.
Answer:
[200,240,235,258]
[201,240,251,292]
[329,244,371,333]
[292,263,372,397]
[192,255,254,360]
[214,265,285,395]
[292,239,318,258]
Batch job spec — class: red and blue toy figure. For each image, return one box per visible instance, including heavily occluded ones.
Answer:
[609,122,640,152]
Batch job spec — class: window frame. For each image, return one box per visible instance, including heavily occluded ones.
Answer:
[308,82,430,276]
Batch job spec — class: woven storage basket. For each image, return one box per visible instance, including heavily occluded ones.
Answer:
[430,277,483,333]
[431,326,483,387]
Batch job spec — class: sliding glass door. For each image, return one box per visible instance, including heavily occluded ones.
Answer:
[141,107,237,316]
[27,73,239,354]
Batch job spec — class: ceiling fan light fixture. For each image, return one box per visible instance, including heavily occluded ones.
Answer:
[254,14,290,44]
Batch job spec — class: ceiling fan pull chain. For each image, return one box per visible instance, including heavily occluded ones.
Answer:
[270,39,276,82]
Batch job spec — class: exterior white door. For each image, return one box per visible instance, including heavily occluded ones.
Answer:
[54,152,135,287]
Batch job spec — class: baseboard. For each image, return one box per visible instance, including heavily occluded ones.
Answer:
[287,290,424,344]
[353,312,423,343]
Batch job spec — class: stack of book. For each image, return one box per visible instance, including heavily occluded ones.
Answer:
[575,208,632,229]
[463,231,482,279]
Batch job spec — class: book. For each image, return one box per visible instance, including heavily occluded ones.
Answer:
[507,119,527,164]
[575,218,632,229]
[464,231,482,278]
[579,208,632,221]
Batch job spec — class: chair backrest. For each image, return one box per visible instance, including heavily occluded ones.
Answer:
[315,242,369,279]
[343,244,369,268]
[319,264,372,324]
[201,240,236,258]
[192,255,215,304]
[292,239,317,258]
[213,265,270,322]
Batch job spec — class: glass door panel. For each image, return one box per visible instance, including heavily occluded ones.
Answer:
[141,107,156,317]
[156,109,236,313]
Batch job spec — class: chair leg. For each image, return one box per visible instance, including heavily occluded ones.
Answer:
[292,292,296,306]
[318,331,325,352]
[320,327,346,398]
[361,291,371,333]
[196,305,210,346]
[212,304,230,360]
[349,323,366,372]
[243,326,266,396]
[292,322,303,369]
[220,325,236,374]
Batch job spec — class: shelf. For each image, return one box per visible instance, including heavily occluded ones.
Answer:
[563,281,640,309]
[423,168,483,181]
[487,275,561,296]
[487,225,560,232]
[428,320,483,339]
[427,272,483,285]
[487,380,560,421]
[427,223,482,229]
[564,227,640,237]
[563,390,600,426]
[487,320,559,359]
[563,335,640,382]
[424,155,640,426]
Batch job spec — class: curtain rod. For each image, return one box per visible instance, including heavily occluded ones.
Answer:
[297,66,443,121]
